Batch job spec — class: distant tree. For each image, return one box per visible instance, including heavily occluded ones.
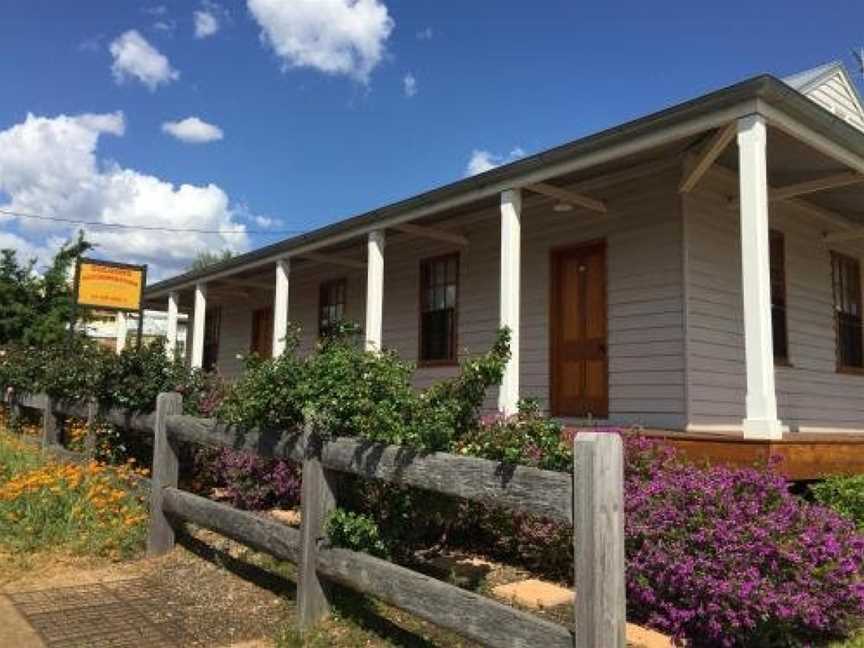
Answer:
[188,249,233,272]
[0,231,93,346]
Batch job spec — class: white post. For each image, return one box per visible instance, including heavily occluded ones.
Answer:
[737,114,787,439]
[365,230,385,351]
[165,291,179,359]
[191,282,207,369]
[273,258,291,356]
[115,312,127,354]
[498,189,521,415]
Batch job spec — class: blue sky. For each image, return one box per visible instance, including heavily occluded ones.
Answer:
[1,0,862,278]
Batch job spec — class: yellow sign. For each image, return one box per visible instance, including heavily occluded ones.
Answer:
[77,260,145,311]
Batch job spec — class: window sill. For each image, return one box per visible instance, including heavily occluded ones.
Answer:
[417,359,459,369]
[837,366,864,376]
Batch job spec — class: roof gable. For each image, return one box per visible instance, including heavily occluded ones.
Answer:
[784,62,864,131]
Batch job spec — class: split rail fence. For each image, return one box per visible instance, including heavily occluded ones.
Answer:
[7,390,626,648]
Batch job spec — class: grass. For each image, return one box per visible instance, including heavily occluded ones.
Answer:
[0,413,149,562]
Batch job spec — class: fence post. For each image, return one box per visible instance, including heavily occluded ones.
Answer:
[84,399,98,458]
[42,395,61,449]
[147,392,183,556]
[298,429,339,631]
[573,432,626,648]
[7,388,20,431]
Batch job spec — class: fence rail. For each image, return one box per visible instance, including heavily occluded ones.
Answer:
[5,389,626,648]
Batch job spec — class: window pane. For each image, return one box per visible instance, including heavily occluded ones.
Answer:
[420,255,458,362]
[444,285,455,308]
[832,253,864,368]
[769,231,787,359]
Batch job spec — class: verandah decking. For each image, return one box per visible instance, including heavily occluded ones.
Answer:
[629,429,864,481]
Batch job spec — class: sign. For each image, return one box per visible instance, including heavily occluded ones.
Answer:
[75,259,146,312]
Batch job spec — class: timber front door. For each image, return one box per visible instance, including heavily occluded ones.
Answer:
[550,241,608,418]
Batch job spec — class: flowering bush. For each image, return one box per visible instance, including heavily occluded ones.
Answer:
[624,438,864,646]
[204,449,302,510]
[0,430,148,558]
[453,429,864,645]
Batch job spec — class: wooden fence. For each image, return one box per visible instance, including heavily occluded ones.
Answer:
[7,390,626,648]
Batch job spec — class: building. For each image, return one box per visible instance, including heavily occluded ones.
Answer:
[144,62,864,474]
[83,310,188,356]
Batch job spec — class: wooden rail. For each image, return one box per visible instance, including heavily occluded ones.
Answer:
[5,390,626,648]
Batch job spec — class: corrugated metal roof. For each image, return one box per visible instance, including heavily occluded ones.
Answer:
[144,73,864,299]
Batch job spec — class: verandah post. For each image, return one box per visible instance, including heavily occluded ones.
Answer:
[573,432,626,648]
[147,392,183,556]
[298,428,339,631]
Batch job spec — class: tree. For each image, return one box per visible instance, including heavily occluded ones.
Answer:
[188,249,233,272]
[0,232,92,346]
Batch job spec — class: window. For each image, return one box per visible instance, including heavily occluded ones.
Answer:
[251,306,273,357]
[419,254,458,363]
[202,306,221,372]
[832,252,863,370]
[769,230,788,362]
[319,278,347,338]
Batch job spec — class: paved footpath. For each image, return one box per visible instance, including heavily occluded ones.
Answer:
[0,555,277,648]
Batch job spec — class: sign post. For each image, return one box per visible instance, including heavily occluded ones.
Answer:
[72,259,148,350]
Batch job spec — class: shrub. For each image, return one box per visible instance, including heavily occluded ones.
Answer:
[216,326,306,430]
[301,324,420,445]
[218,322,511,452]
[812,474,864,529]
[325,508,389,558]
[97,341,203,412]
[35,339,113,402]
[454,398,570,471]
[0,345,43,396]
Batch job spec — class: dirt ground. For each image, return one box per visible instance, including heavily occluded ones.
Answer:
[0,523,667,647]
[0,525,480,648]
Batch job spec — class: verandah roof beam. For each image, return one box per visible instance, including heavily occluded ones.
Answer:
[525,182,607,213]
[679,122,737,193]
[392,223,469,246]
[728,171,864,207]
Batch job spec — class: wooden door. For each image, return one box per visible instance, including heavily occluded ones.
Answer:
[550,242,608,417]
[251,306,274,358]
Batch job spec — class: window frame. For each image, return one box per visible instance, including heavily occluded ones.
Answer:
[418,252,460,367]
[250,305,274,358]
[832,251,864,373]
[318,277,348,338]
[769,229,790,365]
[202,306,222,372]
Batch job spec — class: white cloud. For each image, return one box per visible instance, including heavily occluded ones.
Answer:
[247,0,394,82]
[253,215,281,228]
[144,5,167,16]
[0,112,247,279]
[162,117,224,143]
[465,147,525,176]
[0,232,62,271]
[153,20,176,33]
[402,73,417,97]
[194,10,220,38]
[416,27,433,40]
[109,30,179,90]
